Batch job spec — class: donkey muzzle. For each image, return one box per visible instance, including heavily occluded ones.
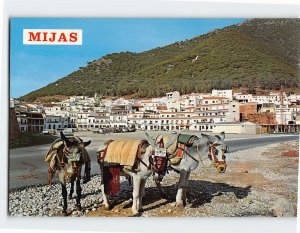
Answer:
[214,161,227,173]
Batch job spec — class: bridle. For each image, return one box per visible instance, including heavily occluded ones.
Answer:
[208,142,227,173]
[148,139,168,181]
[61,142,83,175]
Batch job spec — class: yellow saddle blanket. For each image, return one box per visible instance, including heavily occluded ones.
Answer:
[104,139,145,167]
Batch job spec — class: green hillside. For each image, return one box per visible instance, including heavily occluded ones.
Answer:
[21,18,300,101]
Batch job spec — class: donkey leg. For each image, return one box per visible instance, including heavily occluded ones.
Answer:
[138,179,146,212]
[155,180,168,199]
[127,175,132,187]
[132,176,141,214]
[61,183,68,216]
[175,170,187,207]
[182,171,190,206]
[100,184,110,210]
[75,176,82,210]
[47,166,55,185]
[75,178,82,210]
[83,161,91,184]
[68,177,75,200]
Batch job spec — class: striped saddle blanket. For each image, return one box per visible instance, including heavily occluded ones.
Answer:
[103,139,148,167]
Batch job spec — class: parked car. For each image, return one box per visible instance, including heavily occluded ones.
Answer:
[112,128,122,133]
[42,129,56,135]
[62,128,74,136]
[42,130,49,135]
[92,128,100,134]
[68,127,78,132]
[121,127,129,133]
[128,127,136,132]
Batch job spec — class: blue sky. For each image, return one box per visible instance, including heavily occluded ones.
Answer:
[10,18,246,98]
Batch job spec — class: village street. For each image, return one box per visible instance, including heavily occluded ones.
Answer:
[9,131,298,190]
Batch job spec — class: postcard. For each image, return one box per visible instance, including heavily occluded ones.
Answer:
[8,18,299,218]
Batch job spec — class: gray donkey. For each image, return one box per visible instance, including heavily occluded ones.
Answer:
[145,132,228,207]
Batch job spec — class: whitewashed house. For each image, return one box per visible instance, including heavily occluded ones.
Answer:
[109,106,130,128]
[288,94,300,105]
[275,103,292,124]
[225,101,240,122]
[166,91,180,101]
[180,94,200,108]
[140,100,160,112]
[44,115,68,130]
[201,96,229,105]
[127,111,144,129]
[233,93,253,103]
[76,112,90,130]
[43,103,61,114]
[212,122,259,134]
[142,112,160,130]
[212,89,233,100]
[88,113,110,130]
[16,112,28,132]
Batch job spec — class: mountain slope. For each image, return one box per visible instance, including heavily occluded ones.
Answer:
[20,18,300,101]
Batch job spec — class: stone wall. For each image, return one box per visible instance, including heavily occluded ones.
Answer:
[9,108,21,141]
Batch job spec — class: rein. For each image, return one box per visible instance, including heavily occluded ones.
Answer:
[177,142,226,170]
[177,147,199,163]
[183,144,214,169]
[136,156,152,169]
[207,142,227,173]
[61,143,83,171]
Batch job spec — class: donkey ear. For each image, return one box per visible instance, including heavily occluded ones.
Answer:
[83,140,91,147]
[219,131,225,140]
[145,132,157,148]
[200,133,209,139]
[60,131,72,147]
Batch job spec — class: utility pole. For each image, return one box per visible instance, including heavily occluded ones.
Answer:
[280,85,284,126]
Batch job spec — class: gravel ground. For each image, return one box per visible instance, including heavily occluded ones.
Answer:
[8,140,298,217]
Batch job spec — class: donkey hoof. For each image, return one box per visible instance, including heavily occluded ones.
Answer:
[175,202,184,207]
[62,210,68,216]
[132,210,139,215]
[104,206,110,211]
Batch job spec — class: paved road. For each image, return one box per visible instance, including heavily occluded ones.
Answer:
[9,132,298,190]
[225,134,299,152]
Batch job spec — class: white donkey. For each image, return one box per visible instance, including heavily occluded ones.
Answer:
[97,135,177,214]
[145,132,228,207]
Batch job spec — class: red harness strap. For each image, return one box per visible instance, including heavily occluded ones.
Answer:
[175,143,185,158]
